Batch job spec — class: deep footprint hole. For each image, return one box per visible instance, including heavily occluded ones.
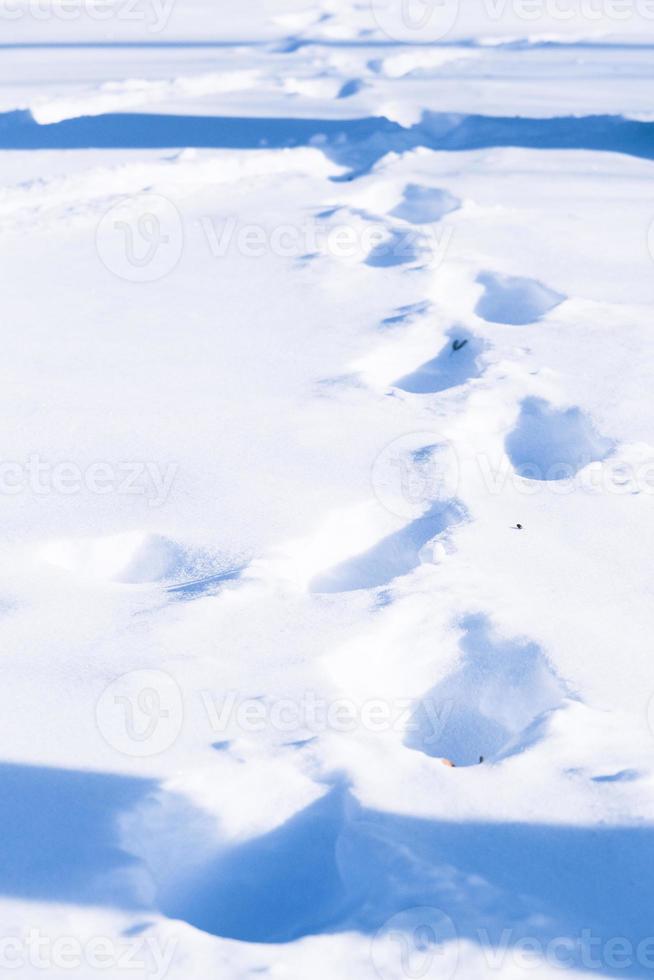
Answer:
[475,271,565,325]
[506,397,614,481]
[406,614,569,767]
[392,326,486,395]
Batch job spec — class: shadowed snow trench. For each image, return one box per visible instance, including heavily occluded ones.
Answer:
[152,785,654,977]
[2,111,654,173]
[1,763,653,977]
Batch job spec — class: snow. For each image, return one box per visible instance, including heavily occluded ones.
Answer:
[1,1,654,978]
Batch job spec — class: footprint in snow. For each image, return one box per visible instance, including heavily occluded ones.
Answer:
[310,500,466,594]
[392,327,486,395]
[506,397,614,482]
[406,614,569,767]
[475,271,565,325]
[365,227,423,268]
[390,184,461,225]
[337,79,365,99]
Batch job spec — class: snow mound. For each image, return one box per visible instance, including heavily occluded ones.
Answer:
[475,271,565,325]
[406,615,568,766]
[506,397,614,481]
[39,531,196,584]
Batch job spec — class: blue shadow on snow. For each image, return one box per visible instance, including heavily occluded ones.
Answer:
[0,761,156,908]
[158,783,654,979]
[1,111,653,178]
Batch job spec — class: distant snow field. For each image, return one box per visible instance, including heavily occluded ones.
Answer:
[1,1,654,978]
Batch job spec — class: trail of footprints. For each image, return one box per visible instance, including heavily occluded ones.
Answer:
[308,179,616,772]
[319,176,619,584]
[37,179,609,776]
[81,183,619,950]
[310,178,609,599]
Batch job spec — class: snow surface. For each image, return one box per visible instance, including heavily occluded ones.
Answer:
[2,1,654,978]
